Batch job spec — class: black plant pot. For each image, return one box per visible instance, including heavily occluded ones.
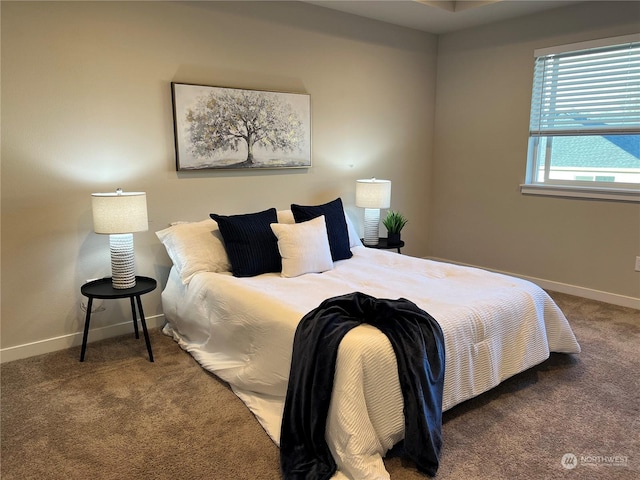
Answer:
[387,232,401,246]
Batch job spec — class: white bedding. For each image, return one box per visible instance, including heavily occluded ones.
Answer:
[162,246,580,479]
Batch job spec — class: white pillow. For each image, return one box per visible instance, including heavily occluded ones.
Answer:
[277,209,295,224]
[156,219,231,284]
[344,212,363,248]
[278,208,362,247]
[270,215,333,278]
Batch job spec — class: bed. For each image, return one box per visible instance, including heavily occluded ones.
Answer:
[156,201,581,480]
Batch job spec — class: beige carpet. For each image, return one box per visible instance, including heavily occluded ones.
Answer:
[1,291,638,479]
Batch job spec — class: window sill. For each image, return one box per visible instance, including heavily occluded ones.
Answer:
[520,184,640,203]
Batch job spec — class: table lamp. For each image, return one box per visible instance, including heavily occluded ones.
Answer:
[91,189,148,289]
[356,178,391,246]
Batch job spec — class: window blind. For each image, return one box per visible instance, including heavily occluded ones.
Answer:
[530,38,640,136]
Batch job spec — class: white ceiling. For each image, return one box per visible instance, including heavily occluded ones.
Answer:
[303,0,582,34]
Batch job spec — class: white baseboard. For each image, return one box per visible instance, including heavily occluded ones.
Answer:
[427,257,640,310]
[2,263,638,364]
[0,314,166,364]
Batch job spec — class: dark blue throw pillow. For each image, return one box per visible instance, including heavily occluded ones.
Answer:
[291,198,353,261]
[210,208,281,277]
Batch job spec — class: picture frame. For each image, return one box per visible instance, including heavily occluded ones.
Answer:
[171,82,311,171]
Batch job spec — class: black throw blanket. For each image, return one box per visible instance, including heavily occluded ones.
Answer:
[280,292,446,480]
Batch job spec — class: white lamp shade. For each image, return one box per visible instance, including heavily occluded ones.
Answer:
[92,191,148,234]
[355,178,391,209]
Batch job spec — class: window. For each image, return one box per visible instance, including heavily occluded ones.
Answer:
[522,34,640,202]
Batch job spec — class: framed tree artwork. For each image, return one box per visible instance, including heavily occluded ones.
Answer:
[171,83,311,170]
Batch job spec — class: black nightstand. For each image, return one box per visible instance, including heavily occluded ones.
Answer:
[80,276,156,362]
[361,238,404,254]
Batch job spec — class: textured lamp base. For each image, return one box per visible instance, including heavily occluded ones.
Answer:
[110,233,136,289]
[363,208,381,246]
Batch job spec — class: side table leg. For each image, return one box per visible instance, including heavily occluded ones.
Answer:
[135,295,154,362]
[80,298,93,362]
[130,297,139,339]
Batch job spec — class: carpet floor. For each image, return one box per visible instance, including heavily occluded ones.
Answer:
[1,291,638,479]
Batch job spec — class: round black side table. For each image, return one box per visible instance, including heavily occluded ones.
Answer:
[361,237,405,254]
[80,276,157,362]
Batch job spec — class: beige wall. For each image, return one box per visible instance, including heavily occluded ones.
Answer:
[2,1,639,356]
[431,1,640,301]
[1,1,437,351]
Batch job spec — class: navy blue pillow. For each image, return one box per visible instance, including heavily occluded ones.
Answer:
[291,198,353,261]
[210,208,281,277]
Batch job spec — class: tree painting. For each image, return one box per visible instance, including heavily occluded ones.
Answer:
[172,84,311,170]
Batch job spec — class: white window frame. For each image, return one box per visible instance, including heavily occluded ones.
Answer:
[521,34,640,203]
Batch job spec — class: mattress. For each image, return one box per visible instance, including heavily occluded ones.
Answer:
[162,246,580,479]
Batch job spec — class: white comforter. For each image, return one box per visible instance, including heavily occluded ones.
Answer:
[162,247,580,479]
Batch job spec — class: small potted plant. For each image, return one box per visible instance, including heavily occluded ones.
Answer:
[382,210,408,246]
